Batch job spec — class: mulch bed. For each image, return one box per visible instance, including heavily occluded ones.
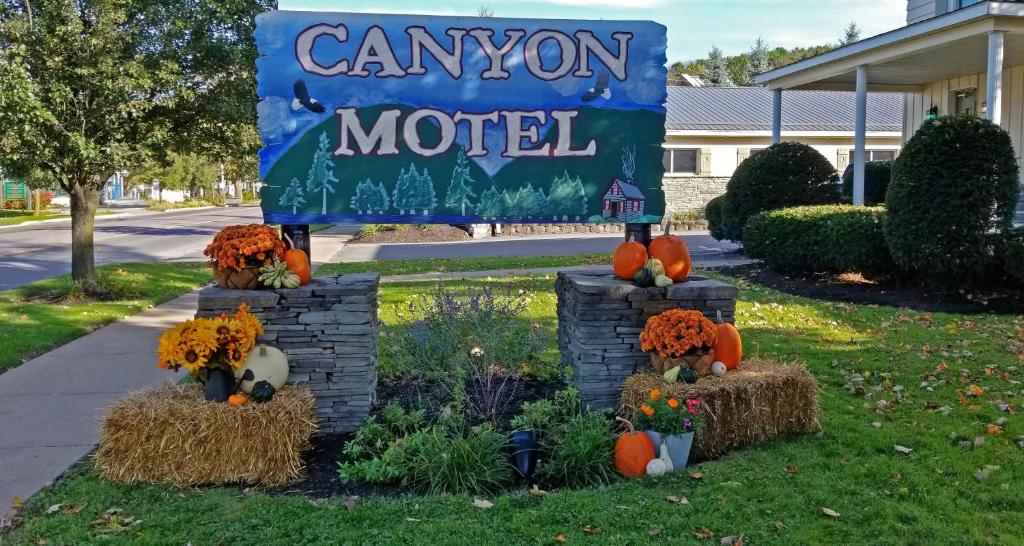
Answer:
[350,225,471,244]
[714,263,1024,314]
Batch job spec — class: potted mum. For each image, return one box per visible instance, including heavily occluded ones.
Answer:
[639,309,718,379]
[636,389,702,470]
[156,304,264,401]
[204,224,287,289]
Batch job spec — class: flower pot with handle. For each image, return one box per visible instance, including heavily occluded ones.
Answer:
[213,266,262,290]
[664,432,695,469]
[203,368,235,402]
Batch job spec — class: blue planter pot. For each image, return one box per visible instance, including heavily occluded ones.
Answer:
[509,430,539,480]
[664,432,695,469]
[645,430,662,451]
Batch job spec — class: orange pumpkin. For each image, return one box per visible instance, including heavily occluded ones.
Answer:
[614,417,655,479]
[613,237,649,280]
[648,226,692,282]
[713,311,743,370]
[282,233,312,285]
[228,393,249,407]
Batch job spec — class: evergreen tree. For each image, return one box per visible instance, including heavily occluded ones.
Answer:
[410,166,437,214]
[445,149,477,216]
[393,165,415,214]
[511,183,546,218]
[350,178,388,214]
[371,181,390,213]
[705,46,734,87]
[305,131,338,215]
[548,171,588,221]
[279,177,306,214]
[840,22,861,46]
[477,186,504,218]
[746,37,772,83]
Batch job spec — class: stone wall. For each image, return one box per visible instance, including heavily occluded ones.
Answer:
[196,273,379,434]
[556,269,738,410]
[662,176,729,217]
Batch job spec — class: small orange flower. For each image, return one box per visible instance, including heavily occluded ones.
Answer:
[650,388,662,401]
[667,398,679,409]
[641,404,655,417]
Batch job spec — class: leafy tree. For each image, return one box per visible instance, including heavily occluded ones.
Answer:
[477,186,505,218]
[0,0,272,289]
[704,46,734,87]
[548,171,587,220]
[351,178,389,214]
[305,131,339,215]
[445,149,477,216]
[279,177,306,214]
[746,37,772,83]
[410,166,437,215]
[163,154,219,198]
[840,22,862,46]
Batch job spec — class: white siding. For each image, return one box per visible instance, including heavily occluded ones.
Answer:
[907,0,938,24]
[904,68,1024,163]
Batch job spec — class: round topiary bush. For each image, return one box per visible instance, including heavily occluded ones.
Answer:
[705,195,726,240]
[884,116,1020,285]
[743,205,893,277]
[719,142,840,240]
[841,160,893,205]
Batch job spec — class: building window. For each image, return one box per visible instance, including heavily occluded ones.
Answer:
[749,148,767,157]
[865,150,896,162]
[958,0,983,8]
[954,88,977,117]
[663,149,699,175]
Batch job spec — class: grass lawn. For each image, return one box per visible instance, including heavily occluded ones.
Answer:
[0,210,116,226]
[0,262,211,374]
[5,270,1024,544]
[317,253,609,277]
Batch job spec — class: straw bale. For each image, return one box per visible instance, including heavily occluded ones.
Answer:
[94,383,317,486]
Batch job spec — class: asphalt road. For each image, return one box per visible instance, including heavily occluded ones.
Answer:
[0,206,266,290]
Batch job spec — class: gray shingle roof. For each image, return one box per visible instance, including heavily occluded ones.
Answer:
[665,86,904,133]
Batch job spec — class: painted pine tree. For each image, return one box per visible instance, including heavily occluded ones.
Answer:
[411,166,437,215]
[278,177,307,214]
[477,186,504,219]
[370,181,390,214]
[392,165,415,214]
[548,171,588,221]
[445,149,477,216]
[351,178,389,214]
[305,131,339,215]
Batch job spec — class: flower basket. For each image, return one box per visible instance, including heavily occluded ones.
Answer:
[649,350,715,377]
[213,266,262,290]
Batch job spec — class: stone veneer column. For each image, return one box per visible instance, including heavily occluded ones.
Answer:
[196,273,379,434]
[556,269,738,409]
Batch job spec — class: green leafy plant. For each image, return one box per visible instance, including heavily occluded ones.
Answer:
[635,390,703,435]
[510,388,583,432]
[535,411,618,489]
[841,160,893,205]
[717,142,840,241]
[337,404,428,484]
[743,205,894,277]
[398,420,514,495]
[885,115,1019,286]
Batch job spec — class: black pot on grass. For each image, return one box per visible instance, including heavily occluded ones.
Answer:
[509,430,539,479]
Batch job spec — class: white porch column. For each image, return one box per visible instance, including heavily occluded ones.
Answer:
[853,65,868,206]
[987,30,1005,123]
[771,88,783,144]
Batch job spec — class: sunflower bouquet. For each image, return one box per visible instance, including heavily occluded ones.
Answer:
[639,309,718,358]
[204,224,286,273]
[156,304,264,377]
[636,389,702,435]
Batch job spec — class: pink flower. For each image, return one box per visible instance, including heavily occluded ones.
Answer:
[687,399,701,415]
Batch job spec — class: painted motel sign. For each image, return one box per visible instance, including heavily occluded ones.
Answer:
[255,11,667,225]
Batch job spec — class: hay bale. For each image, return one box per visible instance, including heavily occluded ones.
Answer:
[94,383,318,486]
[621,357,820,461]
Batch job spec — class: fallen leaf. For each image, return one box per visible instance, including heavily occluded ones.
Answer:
[694,528,715,539]
[967,385,985,397]
[472,498,494,510]
[649,527,662,538]
[665,495,689,505]
[529,485,548,497]
[36,538,49,545]
[975,470,989,482]
[10,497,23,509]
[721,535,745,546]
[343,496,358,512]
[774,521,785,531]
[784,465,797,475]
[890,473,902,482]
[554,534,567,543]
[45,504,63,515]
[894,445,913,455]
[582,525,601,534]
[987,424,1004,436]
[821,507,841,519]
[688,471,704,480]
[62,505,84,516]
[405,518,420,523]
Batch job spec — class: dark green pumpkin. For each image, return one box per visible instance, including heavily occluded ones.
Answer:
[680,367,699,384]
[634,267,656,288]
[250,380,276,403]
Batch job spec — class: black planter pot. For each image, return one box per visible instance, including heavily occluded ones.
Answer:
[204,368,234,402]
[509,430,539,480]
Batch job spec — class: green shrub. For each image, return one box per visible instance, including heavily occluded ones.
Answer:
[536,412,618,489]
[510,388,583,433]
[399,420,515,495]
[337,404,428,484]
[718,142,840,240]
[743,205,893,277]
[705,195,726,240]
[1004,229,1024,285]
[885,116,1019,285]
[841,160,893,205]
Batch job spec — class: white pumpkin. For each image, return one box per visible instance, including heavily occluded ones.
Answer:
[235,345,289,394]
[646,441,674,477]
[711,361,728,377]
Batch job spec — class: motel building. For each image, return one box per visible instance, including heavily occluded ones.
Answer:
[755,0,1024,221]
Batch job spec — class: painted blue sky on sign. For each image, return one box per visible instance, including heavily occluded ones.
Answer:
[255,11,667,178]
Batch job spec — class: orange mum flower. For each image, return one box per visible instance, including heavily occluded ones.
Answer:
[667,398,679,409]
[204,224,286,272]
[641,404,655,417]
[639,309,718,358]
[650,388,662,401]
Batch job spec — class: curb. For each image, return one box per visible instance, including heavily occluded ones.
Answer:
[0,206,228,230]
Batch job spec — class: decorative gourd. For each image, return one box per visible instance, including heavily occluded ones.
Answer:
[713,310,743,370]
[654,275,674,288]
[259,258,302,289]
[645,259,666,278]
[711,361,727,377]
[645,441,674,477]
[663,366,681,383]
[282,232,312,285]
[648,226,692,282]
[614,417,656,479]
[250,380,276,403]
[228,393,249,407]
[633,267,656,288]
[680,367,699,384]
[613,237,649,280]
[235,346,289,394]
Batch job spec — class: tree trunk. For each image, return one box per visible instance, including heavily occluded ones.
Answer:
[70,180,100,290]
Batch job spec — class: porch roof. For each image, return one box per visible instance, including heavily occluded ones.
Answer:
[754,1,1024,91]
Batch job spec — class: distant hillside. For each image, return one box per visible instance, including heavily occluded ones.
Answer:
[670,44,833,87]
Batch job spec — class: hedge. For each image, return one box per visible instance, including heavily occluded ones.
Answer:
[841,160,893,206]
[885,115,1019,285]
[1005,229,1024,285]
[743,205,893,277]
[718,142,840,241]
[705,195,726,240]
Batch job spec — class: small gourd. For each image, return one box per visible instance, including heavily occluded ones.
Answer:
[654,275,674,288]
[235,345,289,394]
[680,367,699,384]
[645,441,674,477]
[711,361,727,377]
[645,259,666,278]
[228,393,249,407]
[250,380,276,403]
[663,366,681,383]
[633,267,656,288]
[614,417,656,479]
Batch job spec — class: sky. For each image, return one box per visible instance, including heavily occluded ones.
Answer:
[278,0,908,63]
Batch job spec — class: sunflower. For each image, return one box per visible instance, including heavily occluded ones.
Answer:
[155,327,186,370]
